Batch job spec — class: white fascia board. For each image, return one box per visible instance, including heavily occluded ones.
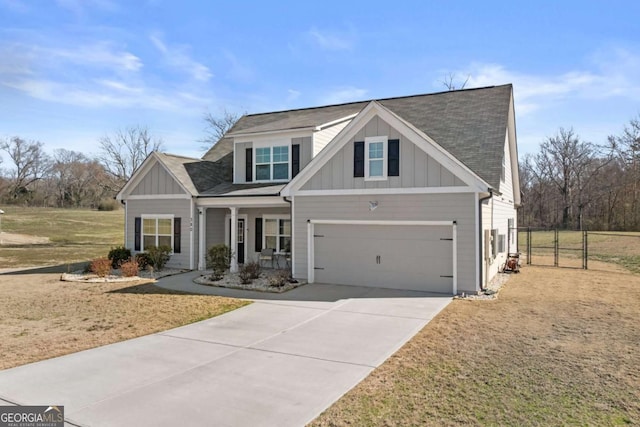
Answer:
[196,196,288,208]
[507,90,521,206]
[282,102,381,196]
[125,194,193,200]
[231,128,314,142]
[116,152,158,201]
[308,219,455,226]
[116,152,195,200]
[375,102,490,192]
[282,100,491,197]
[315,113,358,131]
[293,186,476,197]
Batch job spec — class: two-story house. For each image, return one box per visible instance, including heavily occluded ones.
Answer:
[116,84,520,295]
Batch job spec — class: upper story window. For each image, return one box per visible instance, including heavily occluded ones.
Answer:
[255,145,289,181]
[365,136,388,181]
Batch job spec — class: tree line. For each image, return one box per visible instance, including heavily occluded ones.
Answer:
[520,115,640,231]
[0,111,238,209]
[0,125,162,208]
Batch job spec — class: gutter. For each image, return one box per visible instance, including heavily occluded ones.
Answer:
[478,189,493,291]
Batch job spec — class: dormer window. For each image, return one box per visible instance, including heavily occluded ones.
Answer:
[255,145,289,181]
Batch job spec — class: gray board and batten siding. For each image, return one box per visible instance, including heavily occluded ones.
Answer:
[300,116,466,191]
[130,162,188,196]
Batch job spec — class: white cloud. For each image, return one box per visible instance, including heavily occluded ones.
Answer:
[455,48,640,116]
[308,26,355,51]
[320,87,368,105]
[149,33,212,82]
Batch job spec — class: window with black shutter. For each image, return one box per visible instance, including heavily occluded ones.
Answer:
[255,217,263,252]
[292,144,300,177]
[388,139,400,177]
[354,141,364,177]
[245,148,253,182]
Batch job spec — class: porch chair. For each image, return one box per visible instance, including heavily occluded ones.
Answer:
[259,248,275,268]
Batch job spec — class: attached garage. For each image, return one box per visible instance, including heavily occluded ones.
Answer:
[308,220,457,294]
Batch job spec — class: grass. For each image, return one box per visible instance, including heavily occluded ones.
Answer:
[0,206,124,268]
[311,266,640,426]
[518,230,640,273]
[0,273,250,370]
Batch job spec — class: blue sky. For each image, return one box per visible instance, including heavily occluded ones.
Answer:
[1,0,639,162]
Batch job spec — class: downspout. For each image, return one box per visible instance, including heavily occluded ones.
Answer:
[478,189,493,291]
[283,196,293,276]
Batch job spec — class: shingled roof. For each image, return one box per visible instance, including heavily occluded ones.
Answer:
[154,84,512,197]
[200,84,512,189]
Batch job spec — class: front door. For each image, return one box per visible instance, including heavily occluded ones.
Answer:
[236,218,245,264]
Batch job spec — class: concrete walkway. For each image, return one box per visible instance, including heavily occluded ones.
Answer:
[0,271,451,427]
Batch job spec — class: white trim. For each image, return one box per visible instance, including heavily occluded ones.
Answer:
[198,207,206,270]
[291,196,296,277]
[140,214,175,253]
[474,193,480,292]
[306,219,457,295]
[189,199,194,270]
[364,136,388,181]
[196,196,288,208]
[293,186,476,196]
[281,101,490,197]
[452,222,458,295]
[224,213,248,267]
[116,152,194,200]
[262,215,292,254]
[124,201,128,250]
[315,113,358,131]
[125,194,192,200]
[254,143,291,183]
[231,128,313,140]
[307,221,314,284]
[309,219,454,226]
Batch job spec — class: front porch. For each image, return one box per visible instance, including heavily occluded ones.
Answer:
[196,196,291,272]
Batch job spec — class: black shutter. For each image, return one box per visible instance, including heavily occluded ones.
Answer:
[245,148,253,182]
[134,217,141,251]
[388,139,400,177]
[255,218,263,252]
[173,217,181,253]
[292,144,300,177]
[354,141,364,177]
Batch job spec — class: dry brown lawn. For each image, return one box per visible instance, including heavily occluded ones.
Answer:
[0,273,249,370]
[311,266,640,426]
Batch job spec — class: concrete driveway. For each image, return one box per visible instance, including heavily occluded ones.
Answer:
[0,272,451,427]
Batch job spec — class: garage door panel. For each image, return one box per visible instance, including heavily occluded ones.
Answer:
[314,224,453,293]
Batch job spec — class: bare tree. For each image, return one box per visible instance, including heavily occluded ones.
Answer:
[51,149,110,207]
[0,137,51,201]
[201,109,242,150]
[608,115,640,228]
[98,125,163,190]
[442,73,470,91]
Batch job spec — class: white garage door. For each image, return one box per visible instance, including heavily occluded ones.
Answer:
[313,223,454,294]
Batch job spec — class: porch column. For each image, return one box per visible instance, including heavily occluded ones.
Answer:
[229,207,238,272]
[198,207,206,270]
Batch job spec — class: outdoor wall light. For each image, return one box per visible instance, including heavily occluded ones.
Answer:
[368,201,379,211]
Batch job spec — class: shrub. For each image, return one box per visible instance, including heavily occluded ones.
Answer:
[145,245,172,270]
[208,244,231,281]
[90,257,112,278]
[135,252,153,270]
[108,246,131,268]
[97,199,119,211]
[120,258,139,277]
[238,261,261,284]
[268,269,291,288]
